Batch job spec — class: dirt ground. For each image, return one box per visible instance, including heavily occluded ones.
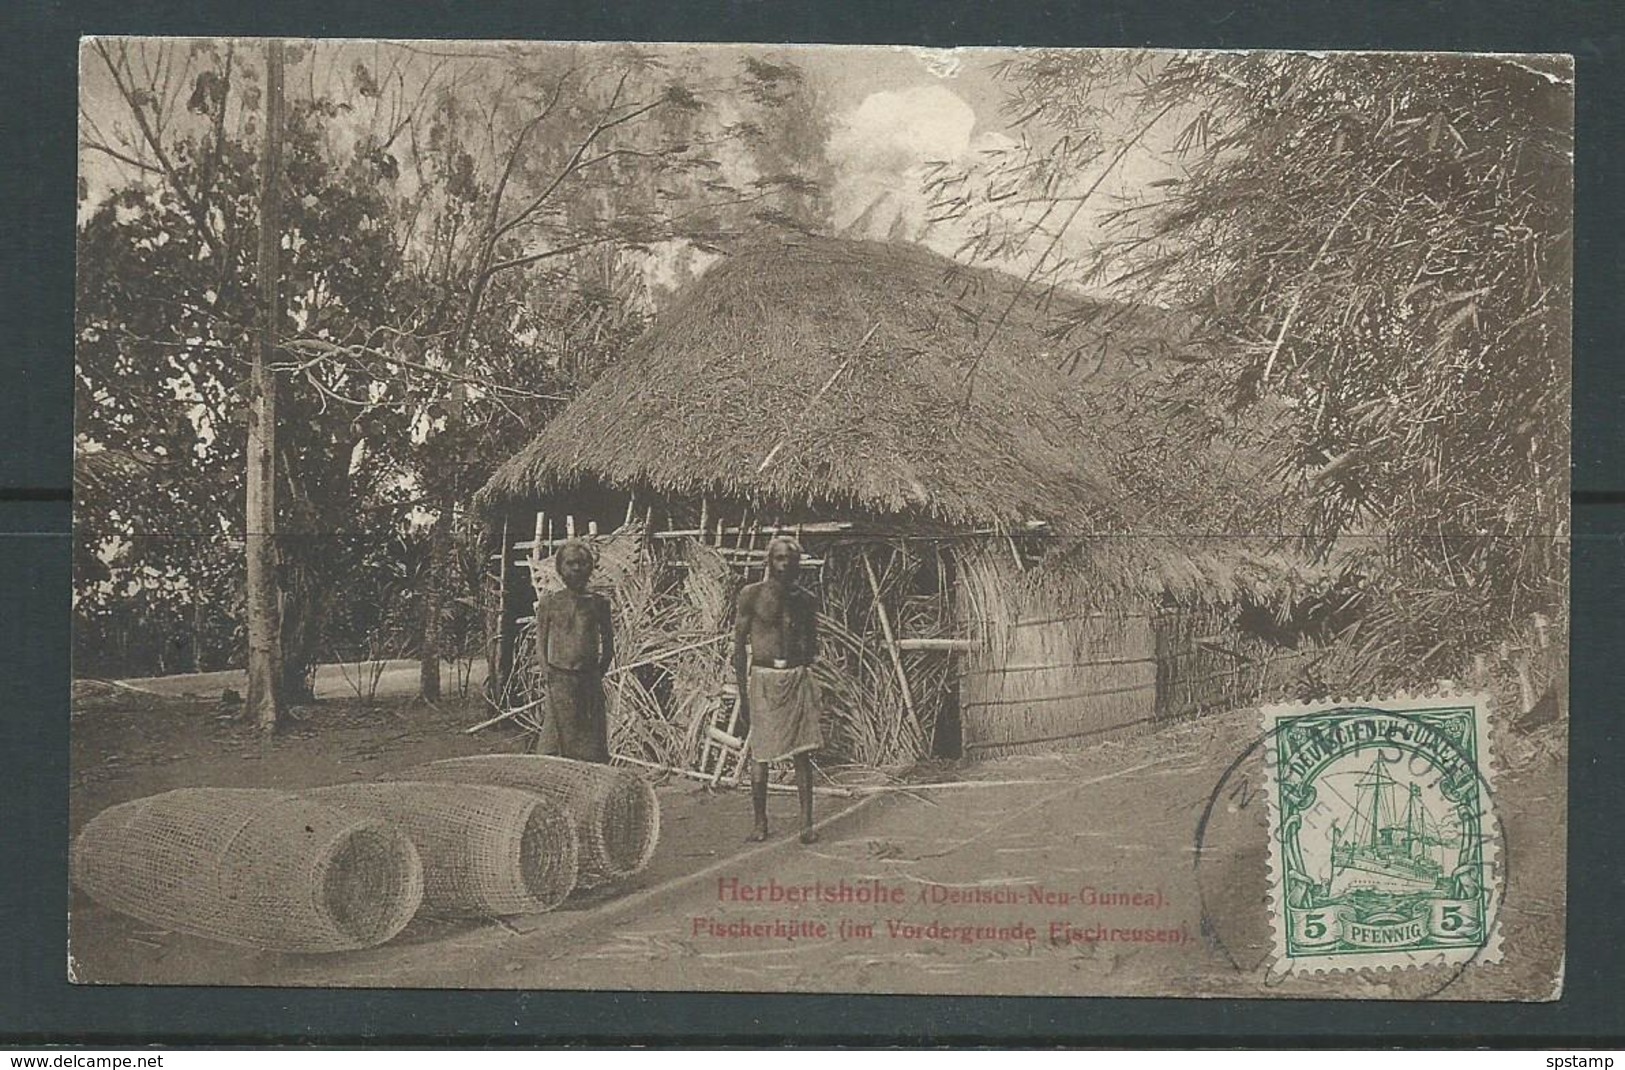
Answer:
[66,684,1568,1000]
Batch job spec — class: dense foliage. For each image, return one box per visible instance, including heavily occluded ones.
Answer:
[74,41,830,693]
[938,51,1572,691]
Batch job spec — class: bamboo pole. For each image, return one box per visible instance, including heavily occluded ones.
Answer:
[1011,611,1152,628]
[494,515,511,692]
[613,754,854,797]
[863,551,922,733]
[710,698,742,787]
[650,522,852,539]
[463,697,543,733]
[604,633,728,677]
[756,321,880,474]
[893,638,976,652]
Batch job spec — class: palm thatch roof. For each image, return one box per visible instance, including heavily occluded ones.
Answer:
[477,236,1287,538]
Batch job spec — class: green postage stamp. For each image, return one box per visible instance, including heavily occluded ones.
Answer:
[1264,694,1501,973]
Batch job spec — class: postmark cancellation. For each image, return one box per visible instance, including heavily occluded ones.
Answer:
[1263,694,1502,974]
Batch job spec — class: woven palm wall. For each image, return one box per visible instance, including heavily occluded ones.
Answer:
[957,548,1159,758]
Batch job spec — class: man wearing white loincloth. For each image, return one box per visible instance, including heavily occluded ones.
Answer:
[732,535,823,844]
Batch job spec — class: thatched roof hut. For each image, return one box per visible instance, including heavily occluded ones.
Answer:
[478,236,1288,548]
[478,237,1328,761]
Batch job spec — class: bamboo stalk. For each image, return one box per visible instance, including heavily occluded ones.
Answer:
[862,551,921,733]
[893,638,976,652]
[757,321,881,474]
[605,633,728,677]
[710,697,742,788]
[963,652,1160,674]
[1010,612,1152,628]
[696,705,717,780]
[696,557,826,572]
[651,522,853,539]
[612,754,854,797]
[463,697,543,733]
[496,513,510,641]
[516,535,631,553]
[707,546,826,560]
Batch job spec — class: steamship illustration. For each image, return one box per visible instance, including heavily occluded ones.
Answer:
[1327,752,1455,898]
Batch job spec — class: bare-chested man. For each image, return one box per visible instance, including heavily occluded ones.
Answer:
[733,535,823,844]
[532,538,615,763]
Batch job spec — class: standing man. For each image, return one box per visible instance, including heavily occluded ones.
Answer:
[532,538,615,763]
[733,535,824,843]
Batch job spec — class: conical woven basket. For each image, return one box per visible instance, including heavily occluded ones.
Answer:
[306,782,578,916]
[396,756,659,889]
[71,788,423,952]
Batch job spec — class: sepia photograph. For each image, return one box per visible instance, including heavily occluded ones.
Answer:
[69,39,1571,1000]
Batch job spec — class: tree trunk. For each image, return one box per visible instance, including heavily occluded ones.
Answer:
[192,597,204,673]
[246,40,285,733]
[279,555,320,704]
[419,515,446,702]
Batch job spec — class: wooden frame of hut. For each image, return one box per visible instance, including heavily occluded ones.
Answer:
[476,237,1331,768]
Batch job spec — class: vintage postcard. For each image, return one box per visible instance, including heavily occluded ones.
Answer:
[70,39,1570,1001]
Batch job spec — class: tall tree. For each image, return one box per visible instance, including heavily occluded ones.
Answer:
[384,46,830,700]
[246,39,285,729]
[76,41,834,699]
[78,39,418,698]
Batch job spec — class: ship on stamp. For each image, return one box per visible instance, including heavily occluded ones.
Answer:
[1264,696,1499,972]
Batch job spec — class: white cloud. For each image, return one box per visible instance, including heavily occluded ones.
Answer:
[826,87,1045,263]
[829,85,976,182]
[828,86,982,242]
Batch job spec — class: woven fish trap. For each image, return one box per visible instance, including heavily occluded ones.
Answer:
[70,789,423,952]
[305,782,578,916]
[397,756,659,888]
